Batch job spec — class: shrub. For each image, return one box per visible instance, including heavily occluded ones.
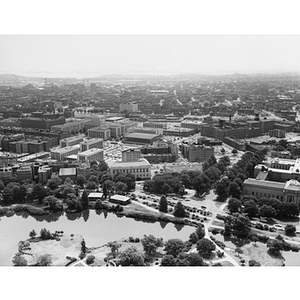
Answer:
[86,255,95,265]
[257,235,269,243]
[285,224,296,236]
[214,240,226,249]
[129,237,135,243]
[134,238,140,243]
[95,200,104,209]
[249,259,261,266]
[0,207,9,215]
[40,228,52,240]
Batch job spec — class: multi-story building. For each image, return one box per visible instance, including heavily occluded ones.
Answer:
[119,102,139,113]
[140,141,178,163]
[16,165,33,182]
[87,126,111,140]
[269,129,285,138]
[50,145,80,161]
[38,166,52,184]
[122,148,142,162]
[110,158,151,179]
[77,162,90,179]
[51,120,88,133]
[78,148,104,163]
[181,144,214,162]
[17,152,49,163]
[80,138,103,152]
[243,158,300,207]
[163,128,196,137]
[104,122,122,138]
[20,117,66,130]
[74,113,106,130]
[60,136,84,148]
[143,122,168,130]
[243,178,300,206]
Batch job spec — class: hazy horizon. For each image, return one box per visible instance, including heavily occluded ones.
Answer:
[1,35,300,78]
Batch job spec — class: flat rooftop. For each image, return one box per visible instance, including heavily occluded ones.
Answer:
[124,132,159,139]
[110,194,130,201]
[51,145,80,154]
[105,117,124,122]
[58,168,76,176]
[88,192,103,198]
[110,158,150,168]
[78,148,103,155]
[81,138,103,144]
[243,178,285,189]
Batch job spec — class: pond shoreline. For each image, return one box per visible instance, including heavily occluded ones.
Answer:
[0,200,198,229]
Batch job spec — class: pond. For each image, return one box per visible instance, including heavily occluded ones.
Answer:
[0,209,195,266]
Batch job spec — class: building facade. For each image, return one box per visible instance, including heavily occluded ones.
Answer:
[78,148,104,163]
[122,148,142,162]
[50,145,80,161]
[87,126,111,140]
[110,158,151,179]
[80,138,104,152]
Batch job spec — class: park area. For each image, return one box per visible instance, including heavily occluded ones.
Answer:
[21,233,84,266]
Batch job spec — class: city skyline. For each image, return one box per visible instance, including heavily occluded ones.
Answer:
[1,35,300,78]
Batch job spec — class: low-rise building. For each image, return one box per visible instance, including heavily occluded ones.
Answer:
[58,167,77,181]
[123,132,160,144]
[109,194,131,205]
[110,158,151,179]
[88,192,103,201]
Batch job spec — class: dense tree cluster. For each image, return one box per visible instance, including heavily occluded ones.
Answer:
[141,234,164,255]
[143,155,230,196]
[214,150,266,200]
[227,195,299,219]
[223,213,251,237]
[196,238,216,257]
[117,246,145,266]
[160,252,207,266]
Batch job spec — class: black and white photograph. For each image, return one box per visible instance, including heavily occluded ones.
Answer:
[1,1,300,299]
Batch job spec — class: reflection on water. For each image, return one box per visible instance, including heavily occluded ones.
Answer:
[159,221,167,229]
[174,223,184,232]
[0,209,195,266]
[82,209,90,222]
[65,211,82,221]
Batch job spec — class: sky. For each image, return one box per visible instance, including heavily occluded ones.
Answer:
[1,35,300,78]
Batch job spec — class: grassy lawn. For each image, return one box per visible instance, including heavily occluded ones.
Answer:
[240,242,284,266]
[25,234,84,266]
